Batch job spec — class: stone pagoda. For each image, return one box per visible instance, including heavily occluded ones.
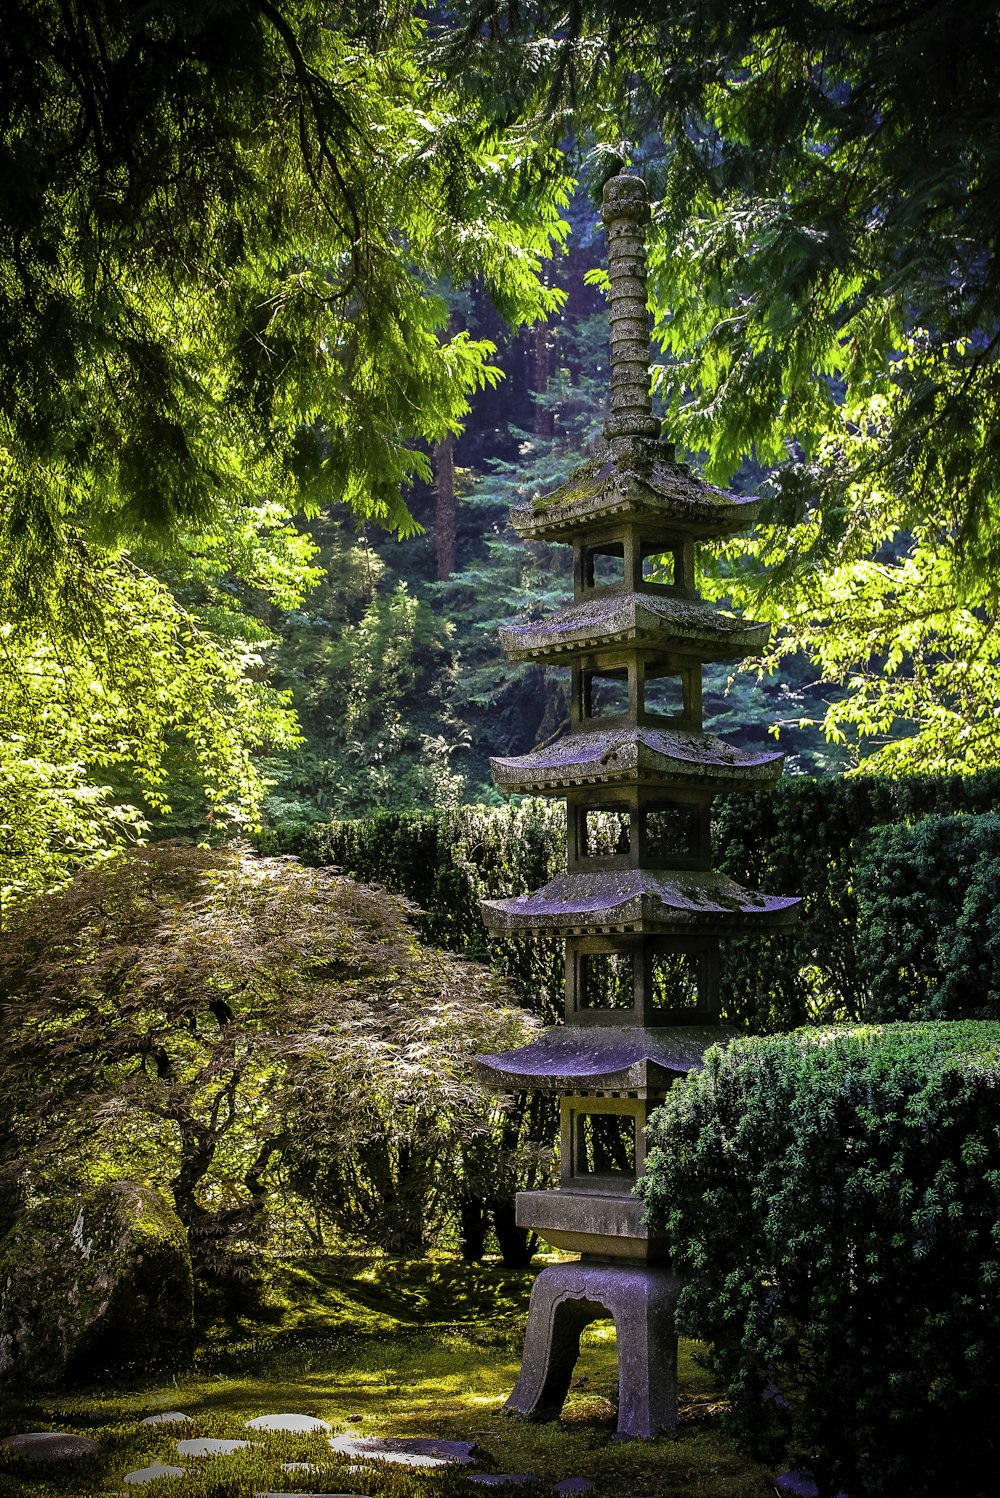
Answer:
[475,174,799,1440]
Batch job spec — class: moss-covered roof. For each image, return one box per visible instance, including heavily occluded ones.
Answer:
[475,1023,738,1093]
[513,437,760,543]
[490,725,783,795]
[481,869,799,937]
[499,590,769,664]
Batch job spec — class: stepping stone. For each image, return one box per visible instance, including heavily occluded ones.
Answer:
[775,1474,850,1498]
[247,1413,331,1433]
[140,1412,192,1427]
[329,1435,475,1469]
[282,1461,319,1473]
[555,1483,595,1496]
[125,1462,188,1484]
[469,1477,539,1488]
[0,1432,100,1461]
[176,1437,250,1457]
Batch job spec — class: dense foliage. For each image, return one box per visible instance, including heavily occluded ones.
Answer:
[0,844,541,1270]
[442,0,1000,774]
[267,772,1000,1030]
[639,1024,1000,1498]
[261,799,566,1018]
[2,0,567,561]
[855,813,1000,1023]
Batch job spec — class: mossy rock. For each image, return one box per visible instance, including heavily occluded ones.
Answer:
[0,1181,194,1387]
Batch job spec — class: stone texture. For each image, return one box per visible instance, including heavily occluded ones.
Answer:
[469,1476,539,1487]
[0,1431,100,1461]
[512,439,760,543]
[775,1473,850,1498]
[490,725,783,796]
[482,867,799,939]
[246,1413,331,1432]
[504,1260,682,1441]
[477,1023,738,1094]
[514,1187,661,1261]
[500,590,768,664]
[176,1437,250,1457]
[0,1181,193,1387]
[140,1412,192,1426]
[328,1435,475,1467]
[124,1461,188,1483]
[554,1481,595,1496]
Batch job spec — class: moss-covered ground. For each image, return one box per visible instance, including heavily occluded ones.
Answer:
[0,1255,775,1497]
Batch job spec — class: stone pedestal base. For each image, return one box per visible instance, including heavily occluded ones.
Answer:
[505,1259,682,1440]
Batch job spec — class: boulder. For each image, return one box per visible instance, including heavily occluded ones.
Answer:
[0,1181,194,1387]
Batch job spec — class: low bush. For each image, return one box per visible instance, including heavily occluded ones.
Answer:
[262,798,566,1021]
[639,1023,1000,1498]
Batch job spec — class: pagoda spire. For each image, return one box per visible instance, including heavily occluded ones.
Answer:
[601,173,659,443]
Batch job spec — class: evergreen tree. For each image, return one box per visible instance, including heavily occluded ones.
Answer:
[446,0,1000,773]
[0,0,573,895]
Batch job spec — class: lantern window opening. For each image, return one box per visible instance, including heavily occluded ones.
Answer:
[582,666,630,721]
[641,547,677,586]
[572,1109,638,1181]
[650,950,703,1012]
[579,950,635,1011]
[642,803,706,865]
[641,669,686,721]
[581,804,631,859]
[585,542,626,590]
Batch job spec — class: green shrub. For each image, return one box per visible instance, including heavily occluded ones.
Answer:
[856,813,1000,1020]
[639,1023,1000,1498]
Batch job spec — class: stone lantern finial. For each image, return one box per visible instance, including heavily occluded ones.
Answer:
[601,174,660,443]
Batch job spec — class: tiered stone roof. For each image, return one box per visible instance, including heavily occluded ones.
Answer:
[475,171,798,1272]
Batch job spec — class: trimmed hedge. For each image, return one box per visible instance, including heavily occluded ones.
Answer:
[260,771,1000,1029]
[260,798,567,1021]
[855,813,1000,1021]
[639,1023,1000,1498]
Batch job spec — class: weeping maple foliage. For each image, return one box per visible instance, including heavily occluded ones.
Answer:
[0,843,539,1268]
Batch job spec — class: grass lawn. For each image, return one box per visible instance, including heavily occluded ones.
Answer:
[0,1255,776,1497]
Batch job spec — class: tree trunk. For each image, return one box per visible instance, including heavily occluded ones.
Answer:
[532,324,554,437]
[458,1197,490,1262]
[491,1196,536,1268]
[434,433,456,580]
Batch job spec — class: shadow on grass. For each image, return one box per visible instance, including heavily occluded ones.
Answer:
[0,1254,775,1498]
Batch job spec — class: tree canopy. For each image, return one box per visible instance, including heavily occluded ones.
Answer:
[6,0,1000,897]
[0,0,573,899]
[445,0,1000,772]
[0,842,538,1265]
[3,0,568,568]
